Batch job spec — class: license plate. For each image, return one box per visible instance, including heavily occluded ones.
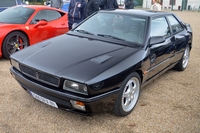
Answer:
[30,91,58,108]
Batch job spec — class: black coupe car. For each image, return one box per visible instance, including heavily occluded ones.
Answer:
[10,9,192,116]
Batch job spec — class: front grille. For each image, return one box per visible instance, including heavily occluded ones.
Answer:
[20,65,60,87]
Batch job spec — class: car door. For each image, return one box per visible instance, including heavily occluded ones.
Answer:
[147,16,175,78]
[29,9,68,44]
[166,15,188,64]
[45,9,68,35]
[29,9,55,44]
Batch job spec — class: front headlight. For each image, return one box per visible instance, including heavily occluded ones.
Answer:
[63,80,88,95]
[10,59,20,71]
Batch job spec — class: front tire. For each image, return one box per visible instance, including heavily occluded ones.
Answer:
[113,72,141,116]
[2,31,29,59]
[174,45,190,71]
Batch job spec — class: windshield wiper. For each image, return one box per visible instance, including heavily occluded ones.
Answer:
[97,34,142,48]
[74,30,95,35]
[97,34,125,41]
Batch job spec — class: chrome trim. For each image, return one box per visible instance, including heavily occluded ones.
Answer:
[148,57,171,72]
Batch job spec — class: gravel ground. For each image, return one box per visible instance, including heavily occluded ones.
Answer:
[0,11,200,133]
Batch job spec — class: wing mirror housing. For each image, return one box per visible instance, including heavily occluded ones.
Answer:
[34,20,48,28]
[149,36,165,46]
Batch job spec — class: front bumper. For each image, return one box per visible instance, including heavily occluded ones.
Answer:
[10,67,120,115]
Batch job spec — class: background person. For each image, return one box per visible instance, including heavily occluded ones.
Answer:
[99,0,118,10]
[124,0,134,9]
[84,0,99,18]
[50,0,63,9]
[150,0,161,11]
[68,0,86,30]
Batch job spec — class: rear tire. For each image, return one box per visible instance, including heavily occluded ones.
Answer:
[174,45,190,71]
[113,72,141,116]
[2,31,28,59]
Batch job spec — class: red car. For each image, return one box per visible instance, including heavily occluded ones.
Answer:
[0,5,69,59]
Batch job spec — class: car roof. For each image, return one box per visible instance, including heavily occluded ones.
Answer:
[99,9,172,18]
[17,5,55,10]
[15,5,66,13]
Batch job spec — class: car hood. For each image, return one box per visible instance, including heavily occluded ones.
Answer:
[12,34,139,83]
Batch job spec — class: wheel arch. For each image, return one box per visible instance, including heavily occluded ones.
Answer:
[188,32,193,50]
[136,70,143,84]
[1,30,30,58]
[2,30,30,48]
[188,42,192,50]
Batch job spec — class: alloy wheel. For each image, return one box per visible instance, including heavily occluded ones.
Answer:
[121,77,140,112]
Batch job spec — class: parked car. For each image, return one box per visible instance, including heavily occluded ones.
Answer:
[0,5,69,58]
[0,0,26,12]
[62,0,70,12]
[10,9,192,116]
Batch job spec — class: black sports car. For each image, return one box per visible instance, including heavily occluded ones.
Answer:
[10,9,192,116]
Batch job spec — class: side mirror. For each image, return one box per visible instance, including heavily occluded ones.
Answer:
[33,20,48,28]
[149,36,165,46]
[72,23,78,29]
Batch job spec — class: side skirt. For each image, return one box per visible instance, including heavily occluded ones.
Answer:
[141,63,177,89]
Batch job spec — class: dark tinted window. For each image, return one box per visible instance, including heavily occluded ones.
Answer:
[167,15,183,34]
[74,12,147,45]
[0,6,35,24]
[47,10,61,21]
[150,17,171,37]
[31,10,62,24]
[32,10,48,24]
[0,0,17,7]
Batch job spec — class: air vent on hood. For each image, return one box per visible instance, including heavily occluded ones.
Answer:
[91,55,112,64]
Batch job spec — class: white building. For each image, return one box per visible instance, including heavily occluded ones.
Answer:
[143,0,200,10]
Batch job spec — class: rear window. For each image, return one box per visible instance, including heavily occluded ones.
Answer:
[0,0,17,7]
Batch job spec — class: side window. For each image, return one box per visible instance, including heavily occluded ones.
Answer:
[32,10,48,24]
[167,15,183,34]
[46,10,61,21]
[150,17,171,37]
[31,10,62,24]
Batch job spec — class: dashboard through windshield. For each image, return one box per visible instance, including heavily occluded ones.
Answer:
[73,12,147,46]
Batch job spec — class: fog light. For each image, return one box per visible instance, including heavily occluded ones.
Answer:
[70,100,86,111]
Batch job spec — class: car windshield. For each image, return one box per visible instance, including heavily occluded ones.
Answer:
[73,12,147,45]
[0,0,17,7]
[0,6,34,24]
